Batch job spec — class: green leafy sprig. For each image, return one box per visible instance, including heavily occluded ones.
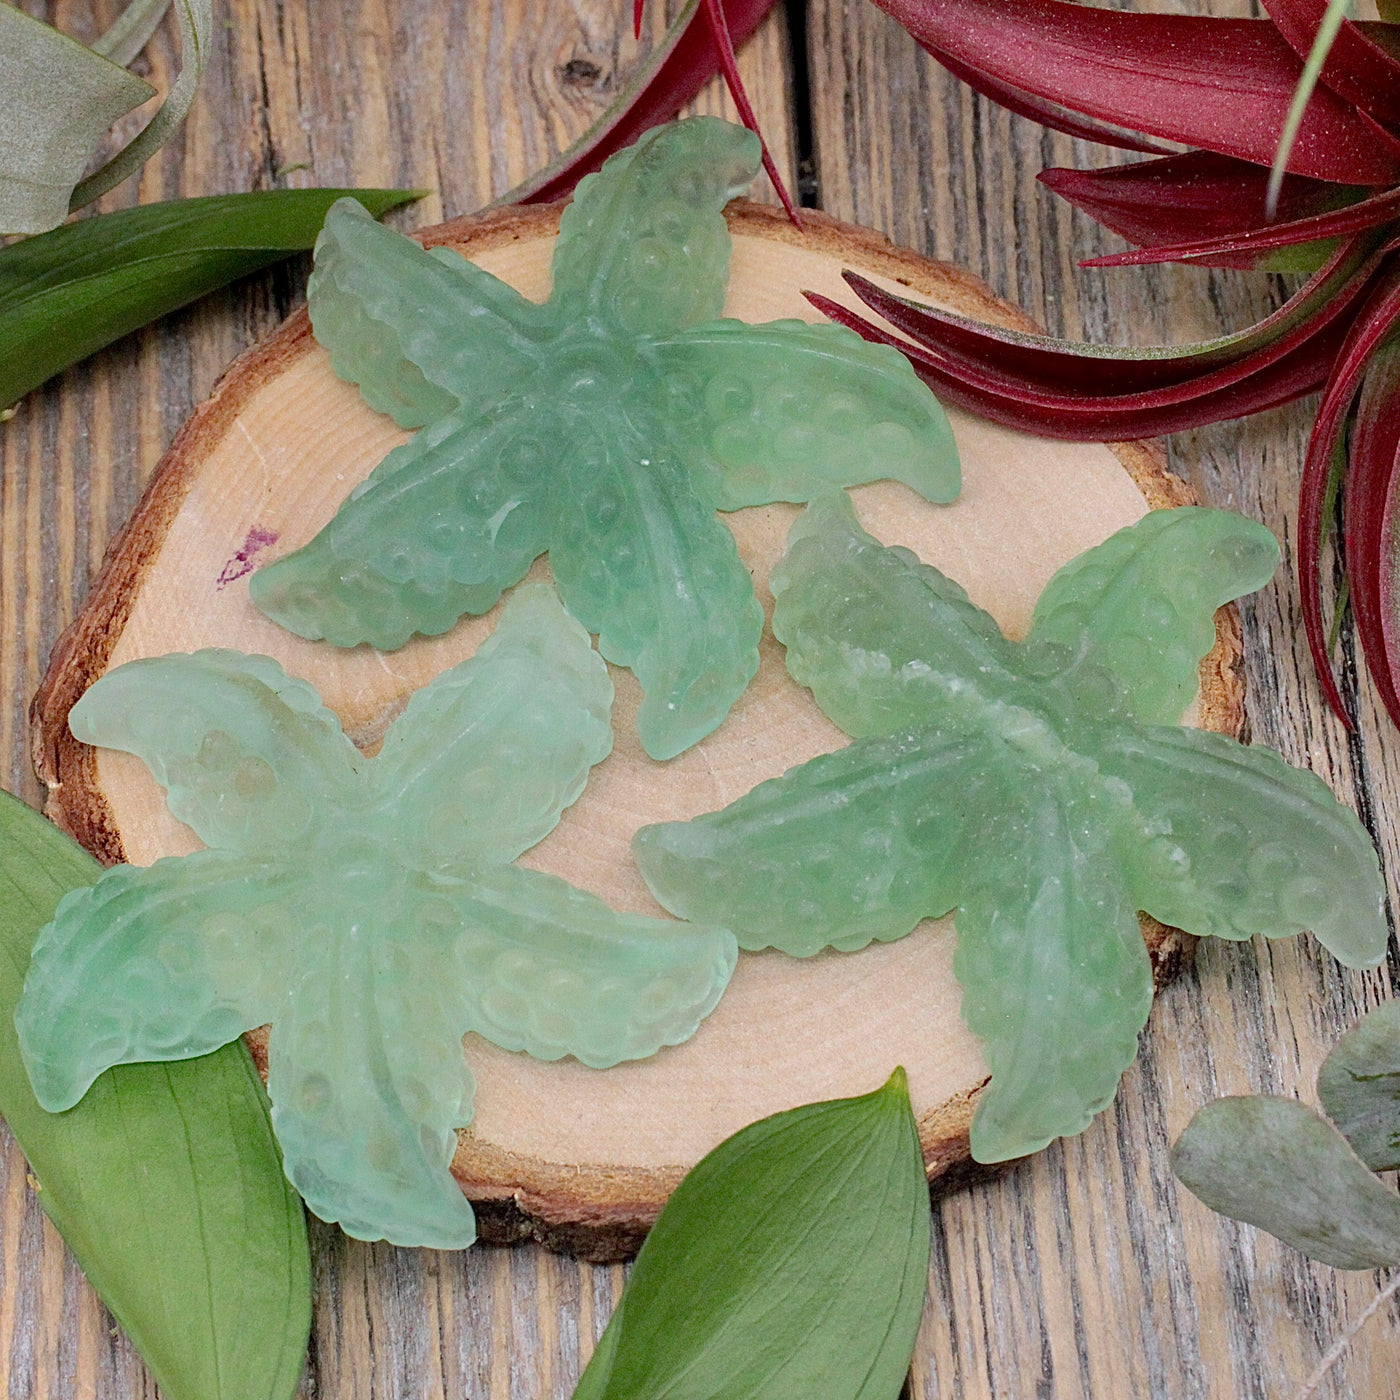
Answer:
[0,789,311,1400]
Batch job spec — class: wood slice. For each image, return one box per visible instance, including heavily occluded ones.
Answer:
[32,199,1242,1263]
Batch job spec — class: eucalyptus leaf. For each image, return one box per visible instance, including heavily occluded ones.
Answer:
[0,6,154,235]
[574,1068,931,1400]
[0,186,419,411]
[1318,1000,1400,1171]
[0,788,311,1400]
[70,0,214,214]
[1172,1096,1400,1270]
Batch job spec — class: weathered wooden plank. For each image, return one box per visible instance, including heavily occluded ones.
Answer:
[804,1,1400,1396]
[0,1,792,1396]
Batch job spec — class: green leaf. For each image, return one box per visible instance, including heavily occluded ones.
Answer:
[1318,1000,1400,1171]
[0,788,311,1400]
[0,5,154,235]
[91,0,175,69]
[1172,1095,1400,1270]
[574,1068,931,1400]
[0,187,420,411]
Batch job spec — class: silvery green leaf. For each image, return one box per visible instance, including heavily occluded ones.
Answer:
[1318,1000,1400,1171]
[92,0,174,67]
[0,6,154,235]
[69,0,214,213]
[1172,1096,1400,1270]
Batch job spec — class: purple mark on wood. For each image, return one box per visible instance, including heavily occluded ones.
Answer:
[217,526,280,589]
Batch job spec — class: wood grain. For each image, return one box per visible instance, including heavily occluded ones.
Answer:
[2,0,1397,1397]
[805,1,1400,1397]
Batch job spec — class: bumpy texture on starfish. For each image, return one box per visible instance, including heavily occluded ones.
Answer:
[17,586,737,1249]
[249,117,959,760]
[634,497,1388,1163]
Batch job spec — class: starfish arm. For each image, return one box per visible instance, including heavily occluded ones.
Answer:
[771,492,1024,738]
[955,794,1154,1163]
[444,864,737,1068]
[634,730,982,955]
[644,319,959,510]
[1027,508,1280,725]
[1094,724,1388,969]
[266,931,478,1250]
[250,401,558,650]
[308,197,554,427]
[374,583,613,869]
[16,852,300,1113]
[68,650,357,854]
[549,424,762,760]
[548,118,761,337]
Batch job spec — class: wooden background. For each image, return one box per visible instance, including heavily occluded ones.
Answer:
[3,0,1399,1396]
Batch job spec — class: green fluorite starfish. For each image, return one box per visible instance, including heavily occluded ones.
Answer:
[249,117,958,760]
[634,497,1388,1162]
[17,585,737,1249]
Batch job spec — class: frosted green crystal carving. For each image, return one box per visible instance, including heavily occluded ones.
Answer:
[249,117,959,760]
[634,497,1388,1162]
[16,585,737,1249]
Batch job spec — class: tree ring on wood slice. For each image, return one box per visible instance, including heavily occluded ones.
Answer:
[32,199,1242,1263]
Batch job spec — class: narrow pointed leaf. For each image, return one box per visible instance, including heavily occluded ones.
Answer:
[1040,153,1364,273]
[500,0,778,206]
[873,0,1400,185]
[1341,338,1400,729]
[1263,0,1354,216]
[1318,1000,1400,1171]
[1081,186,1400,271]
[0,187,419,411]
[69,0,213,213]
[1298,259,1400,725]
[1173,1096,1400,1269]
[0,6,154,235]
[805,236,1383,438]
[0,788,311,1400]
[92,0,173,67]
[810,289,1346,438]
[1262,0,1400,133]
[573,1069,930,1400]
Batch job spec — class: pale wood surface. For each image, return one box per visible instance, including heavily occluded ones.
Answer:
[1,3,1397,1400]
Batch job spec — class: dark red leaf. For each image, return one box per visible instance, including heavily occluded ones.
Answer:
[1342,340,1400,728]
[500,0,781,205]
[871,0,1400,185]
[834,235,1382,395]
[930,46,1172,156]
[1039,153,1366,270]
[1262,0,1400,134]
[635,0,645,40]
[807,286,1347,438]
[1082,185,1400,269]
[1298,259,1400,724]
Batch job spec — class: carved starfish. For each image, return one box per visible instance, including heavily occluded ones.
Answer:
[249,117,959,760]
[17,586,737,1249]
[634,496,1387,1162]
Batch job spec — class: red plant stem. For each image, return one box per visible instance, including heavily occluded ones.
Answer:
[696,0,801,224]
